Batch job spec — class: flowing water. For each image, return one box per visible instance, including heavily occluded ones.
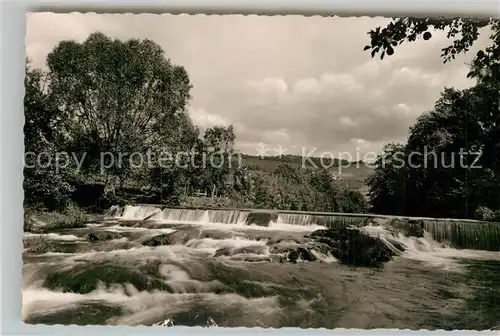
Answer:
[22,205,500,330]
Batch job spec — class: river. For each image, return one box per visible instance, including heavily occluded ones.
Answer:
[22,205,500,330]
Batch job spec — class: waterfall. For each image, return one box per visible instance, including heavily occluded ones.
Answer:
[423,219,500,251]
[206,209,249,224]
[160,208,207,222]
[112,205,500,251]
[121,205,161,220]
[277,213,369,228]
[115,205,248,225]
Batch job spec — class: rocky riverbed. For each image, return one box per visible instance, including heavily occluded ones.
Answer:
[22,213,500,330]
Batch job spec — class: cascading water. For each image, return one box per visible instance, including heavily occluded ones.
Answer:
[277,213,313,226]
[113,205,500,251]
[160,208,207,222]
[121,205,161,220]
[116,206,248,225]
[206,209,249,224]
[23,204,500,328]
[277,213,369,228]
[423,219,500,251]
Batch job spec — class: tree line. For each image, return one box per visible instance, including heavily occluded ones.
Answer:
[24,32,367,214]
[27,17,499,221]
[364,17,500,221]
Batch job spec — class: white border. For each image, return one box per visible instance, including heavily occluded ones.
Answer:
[2,0,499,335]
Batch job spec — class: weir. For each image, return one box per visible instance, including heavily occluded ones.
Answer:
[109,204,500,251]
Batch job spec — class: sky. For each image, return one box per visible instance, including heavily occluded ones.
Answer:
[26,13,491,160]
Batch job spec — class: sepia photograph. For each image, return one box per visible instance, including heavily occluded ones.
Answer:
[22,12,499,330]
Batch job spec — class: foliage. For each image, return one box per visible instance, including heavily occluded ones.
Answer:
[42,204,91,231]
[24,60,75,211]
[200,125,237,197]
[475,206,495,221]
[24,31,369,218]
[338,189,369,214]
[23,166,75,211]
[24,203,91,235]
[46,32,195,188]
[366,83,500,219]
[366,143,408,216]
[244,165,367,213]
[364,17,500,85]
[364,16,500,220]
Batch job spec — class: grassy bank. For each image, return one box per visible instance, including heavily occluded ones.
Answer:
[23,204,100,233]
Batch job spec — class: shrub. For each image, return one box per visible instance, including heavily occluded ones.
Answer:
[23,168,75,212]
[475,206,495,221]
[32,204,91,233]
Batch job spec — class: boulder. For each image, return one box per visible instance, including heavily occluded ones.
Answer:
[306,227,398,267]
[86,231,122,242]
[213,245,267,258]
[387,218,424,238]
[279,246,317,263]
[142,233,174,246]
[245,211,278,227]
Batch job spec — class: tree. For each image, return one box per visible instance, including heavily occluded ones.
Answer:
[204,125,236,153]
[338,189,369,214]
[365,143,408,216]
[364,17,500,219]
[24,60,74,210]
[363,17,500,85]
[404,84,500,218]
[201,125,237,196]
[366,84,500,219]
[309,169,341,211]
[46,32,195,191]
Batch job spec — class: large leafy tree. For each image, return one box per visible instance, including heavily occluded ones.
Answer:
[364,16,500,219]
[24,60,74,210]
[46,32,195,190]
[366,84,500,219]
[366,143,408,216]
[201,125,237,196]
[406,84,500,218]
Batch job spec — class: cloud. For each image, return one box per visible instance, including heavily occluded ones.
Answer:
[247,78,288,95]
[26,13,490,157]
[188,108,230,129]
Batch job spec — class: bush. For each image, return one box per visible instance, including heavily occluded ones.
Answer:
[23,168,75,212]
[339,189,369,213]
[30,204,91,233]
[50,205,89,229]
[475,206,495,221]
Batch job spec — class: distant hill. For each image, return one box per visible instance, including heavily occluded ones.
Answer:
[234,154,374,192]
[239,154,351,171]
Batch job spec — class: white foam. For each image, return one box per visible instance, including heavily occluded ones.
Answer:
[105,225,176,235]
[121,205,162,220]
[184,236,267,253]
[267,221,327,232]
[24,232,82,241]
[22,285,281,326]
[309,249,338,263]
[360,224,500,271]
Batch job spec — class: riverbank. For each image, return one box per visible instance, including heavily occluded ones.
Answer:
[23,205,102,233]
